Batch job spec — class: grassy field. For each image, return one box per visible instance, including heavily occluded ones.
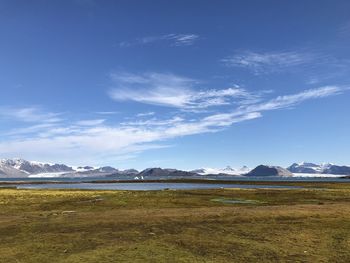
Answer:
[1,181,350,262]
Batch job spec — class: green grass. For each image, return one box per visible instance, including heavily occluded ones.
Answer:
[1,182,350,262]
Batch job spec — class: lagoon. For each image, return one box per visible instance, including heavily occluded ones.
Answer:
[15,182,303,190]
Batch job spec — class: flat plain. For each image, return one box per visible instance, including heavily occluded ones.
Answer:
[1,181,350,262]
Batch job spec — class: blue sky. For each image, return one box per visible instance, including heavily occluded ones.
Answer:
[0,0,350,169]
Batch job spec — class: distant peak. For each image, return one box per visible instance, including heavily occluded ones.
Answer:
[223,166,235,171]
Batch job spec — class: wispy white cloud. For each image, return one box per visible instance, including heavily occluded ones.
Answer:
[108,72,258,110]
[0,106,62,123]
[222,50,313,74]
[136,111,155,117]
[164,34,199,46]
[109,72,194,108]
[0,112,259,165]
[95,111,119,115]
[3,123,58,136]
[119,34,199,47]
[198,86,343,124]
[121,116,184,127]
[75,119,105,126]
[223,49,350,83]
[245,86,342,112]
[0,86,344,165]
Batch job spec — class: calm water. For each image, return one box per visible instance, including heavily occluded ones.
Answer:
[0,175,348,183]
[14,182,303,191]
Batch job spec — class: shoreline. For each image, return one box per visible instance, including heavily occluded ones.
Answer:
[0,177,349,188]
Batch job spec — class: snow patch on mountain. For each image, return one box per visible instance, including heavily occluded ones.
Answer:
[191,166,250,175]
[28,172,69,178]
[291,173,344,178]
[288,162,350,175]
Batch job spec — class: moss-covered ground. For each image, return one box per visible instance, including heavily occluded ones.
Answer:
[1,181,350,262]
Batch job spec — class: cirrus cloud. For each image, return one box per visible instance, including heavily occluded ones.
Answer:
[108,72,259,110]
[0,84,345,166]
[119,34,200,47]
[222,50,313,74]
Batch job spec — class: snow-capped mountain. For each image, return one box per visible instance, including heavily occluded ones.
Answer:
[0,158,74,178]
[288,162,320,173]
[75,166,96,172]
[0,161,28,178]
[0,158,138,178]
[1,158,349,178]
[66,166,139,177]
[287,162,350,175]
[190,166,250,175]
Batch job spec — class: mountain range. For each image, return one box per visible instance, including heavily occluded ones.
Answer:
[0,159,138,178]
[287,162,350,175]
[0,158,350,178]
